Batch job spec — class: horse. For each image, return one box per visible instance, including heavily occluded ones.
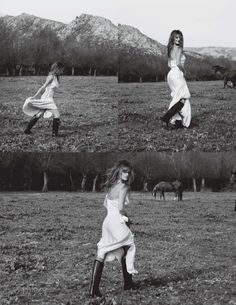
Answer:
[229,170,236,186]
[213,65,236,88]
[152,180,183,201]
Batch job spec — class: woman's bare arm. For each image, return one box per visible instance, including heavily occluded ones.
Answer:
[31,75,53,99]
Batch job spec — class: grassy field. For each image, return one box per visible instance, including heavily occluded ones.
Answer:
[1,78,236,152]
[0,76,118,152]
[118,81,236,152]
[0,191,235,305]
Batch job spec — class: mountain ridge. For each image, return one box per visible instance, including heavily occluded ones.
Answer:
[1,13,235,61]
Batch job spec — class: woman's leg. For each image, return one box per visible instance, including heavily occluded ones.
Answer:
[89,255,105,298]
[160,99,185,127]
[51,109,61,137]
[24,110,44,134]
[121,246,137,290]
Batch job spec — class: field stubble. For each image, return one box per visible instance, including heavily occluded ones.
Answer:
[0,191,235,305]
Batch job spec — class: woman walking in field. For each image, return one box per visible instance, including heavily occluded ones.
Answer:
[161,30,191,128]
[23,62,64,137]
[89,160,138,298]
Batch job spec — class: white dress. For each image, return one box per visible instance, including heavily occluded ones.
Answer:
[23,75,59,119]
[97,195,138,275]
[167,54,191,127]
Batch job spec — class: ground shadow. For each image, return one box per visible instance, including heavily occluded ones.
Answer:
[138,265,226,290]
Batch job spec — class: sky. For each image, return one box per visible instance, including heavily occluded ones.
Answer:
[0,0,235,47]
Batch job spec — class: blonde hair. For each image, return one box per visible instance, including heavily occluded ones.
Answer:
[167,30,184,58]
[49,62,64,80]
[104,160,134,190]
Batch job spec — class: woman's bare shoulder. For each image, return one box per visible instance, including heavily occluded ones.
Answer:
[46,74,54,81]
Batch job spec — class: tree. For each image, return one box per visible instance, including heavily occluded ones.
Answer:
[27,27,63,74]
[0,20,18,75]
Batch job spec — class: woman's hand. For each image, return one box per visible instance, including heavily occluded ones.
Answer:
[120,209,133,227]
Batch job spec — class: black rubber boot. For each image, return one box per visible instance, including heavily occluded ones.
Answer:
[52,118,60,137]
[89,260,104,298]
[121,257,137,290]
[175,120,184,129]
[24,116,39,134]
[160,99,185,127]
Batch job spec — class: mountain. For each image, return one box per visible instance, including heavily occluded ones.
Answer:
[187,47,236,61]
[118,24,165,56]
[1,13,234,61]
[61,14,118,43]
[1,13,66,36]
[1,13,118,46]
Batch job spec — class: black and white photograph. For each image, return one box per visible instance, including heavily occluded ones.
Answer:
[0,152,236,304]
[117,1,236,152]
[0,0,236,304]
[0,2,119,152]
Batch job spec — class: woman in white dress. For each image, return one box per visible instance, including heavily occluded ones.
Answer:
[89,160,138,298]
[23,62,64,136]
[161,30,191,128]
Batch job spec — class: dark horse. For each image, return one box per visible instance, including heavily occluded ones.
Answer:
[229,170,236,186]
[213,65,236,88]
[152,180,183,201]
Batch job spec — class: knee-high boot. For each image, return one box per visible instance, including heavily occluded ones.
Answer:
[89,260,104,298]
[121,256,136,290]
[161,99,185,127]
[24,116,39,134]
[52,118,60,137]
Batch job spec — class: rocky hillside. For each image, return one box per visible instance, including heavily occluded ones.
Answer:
[1,13,66,37]
[61,14,118,43]
[1,12,234,61]
[187,47,236,61]
[118,24,166,56]
[1,13,118,46]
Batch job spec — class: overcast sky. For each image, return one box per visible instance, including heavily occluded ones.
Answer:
[1,0,235,47]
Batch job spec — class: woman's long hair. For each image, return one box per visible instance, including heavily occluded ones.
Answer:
[167,30,184,58]
[49,62,64,81]
[104,160,134,191]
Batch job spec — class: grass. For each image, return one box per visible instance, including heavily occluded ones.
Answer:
[1,78,235,152]
[0,191,235,304]
[0,76,118,152]
[118,80,236,152]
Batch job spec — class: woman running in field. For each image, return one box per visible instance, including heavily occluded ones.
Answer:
[23,62,64,137]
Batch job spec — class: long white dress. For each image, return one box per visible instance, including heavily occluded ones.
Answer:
[167,54,191,127]
[23,75,59,119]
[97,195,138,275]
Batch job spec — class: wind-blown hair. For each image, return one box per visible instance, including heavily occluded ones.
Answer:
[167,30,184,58]
[49,62,64,80]
[104,160,134,190]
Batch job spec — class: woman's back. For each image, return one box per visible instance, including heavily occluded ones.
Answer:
[107,183,122,200]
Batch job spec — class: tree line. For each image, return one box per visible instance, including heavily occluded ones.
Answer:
[118,46,236,83]
[0,152,235,193]
[0,20,117,77]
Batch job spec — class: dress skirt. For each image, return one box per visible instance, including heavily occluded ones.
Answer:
[97,197,138,275]
[167,67,191,127]
[23,97,57,119]
[23,77,59,119]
